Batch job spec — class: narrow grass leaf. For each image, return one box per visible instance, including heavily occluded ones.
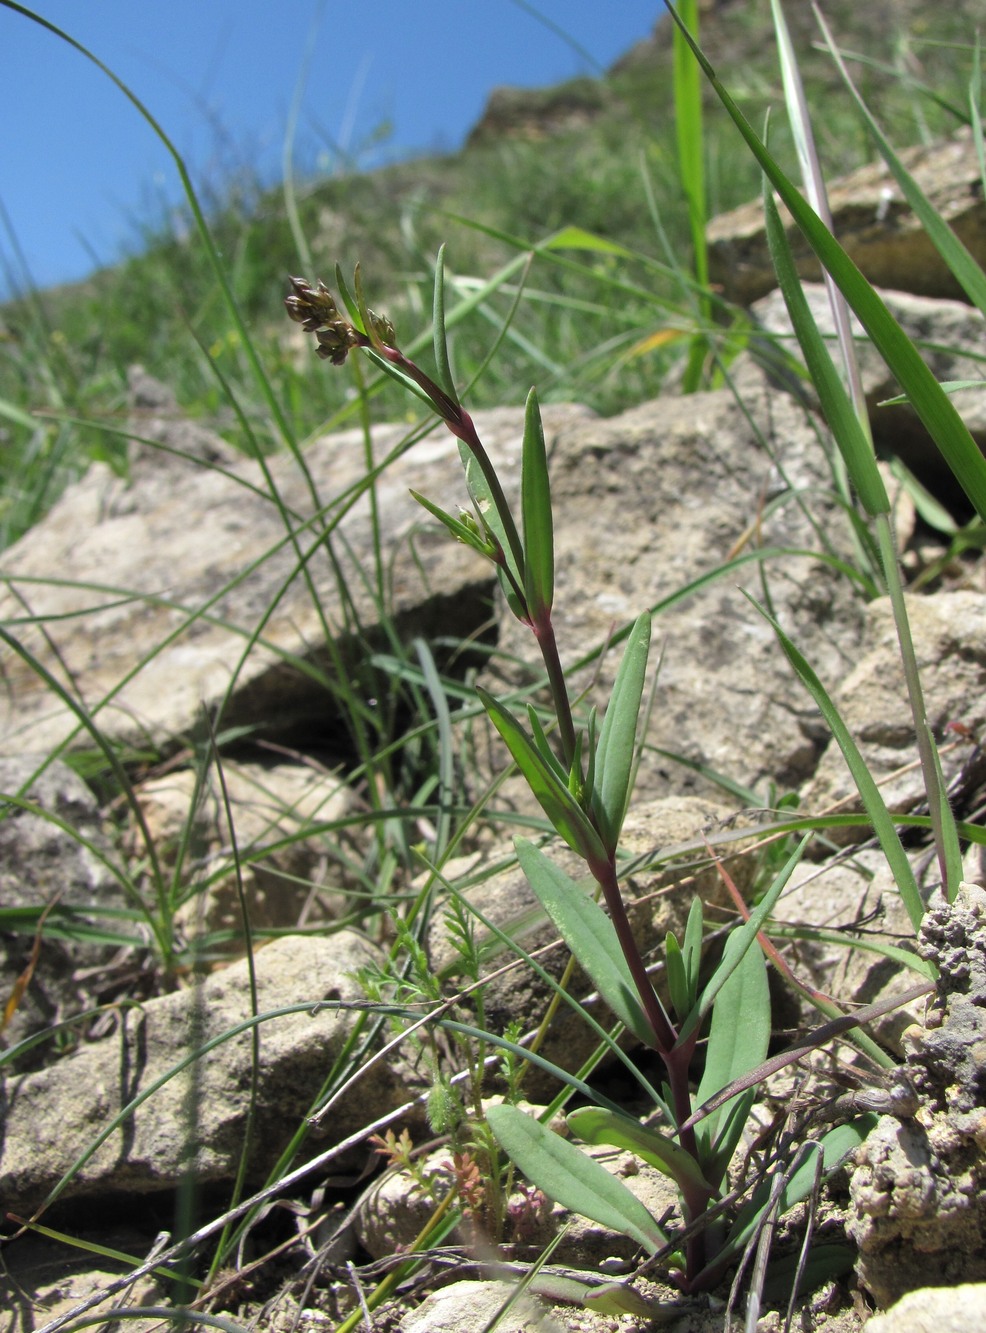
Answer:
[925,721,965,901]
[591,612,652,853]
[486,1103,667,1255]
[749,597,924,930]
[672,0,711,391]
[763,186,888,516]
[660,1,986,524]
[886,457,959,535]
[514,837,652,1046]
[541,225,635,257]
[478,689,607,863]
[566,1105,713,1194]
[521,387,554,620]
[815,4,986,317]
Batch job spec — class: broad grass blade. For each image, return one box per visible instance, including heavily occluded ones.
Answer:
[763,187,889,516]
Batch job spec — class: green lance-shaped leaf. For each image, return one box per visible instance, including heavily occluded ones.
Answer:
[431,243,460,405]
[458,448,525,608]
[334,263,363,332]
[665,932,690,1023]
[478,690,607,865]
[514,838,652,1047]
[526,704,569,788]
[591,612,652,853]
[763,185,889,517]
[682,834,807,1045]
[682,895,704,1004]
[409,490,497,559]
[521,387,554,621]
[694,933,770,1163]
[486,1103,667,1255]
[566,1105,714,1197]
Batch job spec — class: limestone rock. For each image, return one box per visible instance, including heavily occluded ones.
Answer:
[400,1281,553,1333]
[865,1283,986,1332]
[0,756,128,1062]
[781,849,932,1055]
[800,591,986,831]
[0,932,399,1209]
[0,392,592,755]
[134,758,356,948]
[708,128,986,306]
[848,883,986,1306]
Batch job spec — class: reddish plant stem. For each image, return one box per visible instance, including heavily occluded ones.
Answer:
[531,614,578,771]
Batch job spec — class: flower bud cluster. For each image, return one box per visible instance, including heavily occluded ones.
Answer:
[285,275,395,365]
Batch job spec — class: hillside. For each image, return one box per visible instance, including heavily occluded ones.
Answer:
[0,0,982,547]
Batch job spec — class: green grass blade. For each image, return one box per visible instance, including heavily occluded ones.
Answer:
[661,0,986,524]
[590,612,652,853]
[763,187,889,516]
[520,388,554,621]
[673,0,710,392]
[814,3,986,318]
[486,1103,667,1255]
[748,596,924,930]
[924,720,965,902]
[514,838,652,1046]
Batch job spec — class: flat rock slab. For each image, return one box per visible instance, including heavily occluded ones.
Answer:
[0,932,398,1210]
[708,127,986,306]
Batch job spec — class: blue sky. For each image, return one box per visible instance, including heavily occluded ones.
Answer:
[1,1,663,296]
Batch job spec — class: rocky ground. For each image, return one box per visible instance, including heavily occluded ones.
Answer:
[2,131,986,1330]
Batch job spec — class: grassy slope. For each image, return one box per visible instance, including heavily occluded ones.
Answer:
[0,0,981,548]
